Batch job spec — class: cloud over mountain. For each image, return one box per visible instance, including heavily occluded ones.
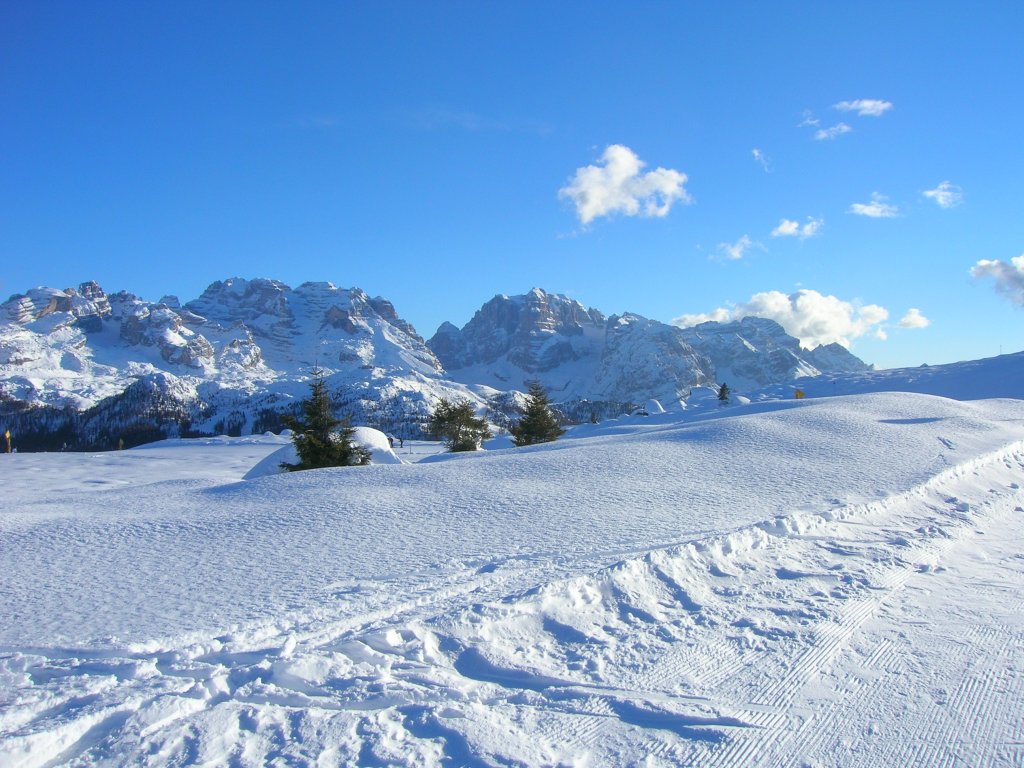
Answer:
[673,289,889,348]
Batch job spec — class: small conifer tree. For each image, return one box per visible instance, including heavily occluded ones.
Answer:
[717,382,730,403]
[429,397,491,452]
[282,369,371,470]
[511,380,565,447]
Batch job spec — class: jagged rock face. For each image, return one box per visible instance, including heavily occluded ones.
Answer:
[430,288,607,373]
[428,322,463,369]
[0,283,121,376]
[804,342,872,374]
[77,281,111,318]
[219,332,263,370]
[0,278,446,411]
[1,283,112,330]
[185,278,441,375]
[595,313,713,400]
[368,296,422,341]
[430,290,715,405]
[432,296,870,403]
[106,293,214,370]
[678,317,870,388]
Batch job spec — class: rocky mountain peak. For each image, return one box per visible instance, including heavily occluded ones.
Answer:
[429,290,713,405]
[428,289,606,372]
[678,316,870,388]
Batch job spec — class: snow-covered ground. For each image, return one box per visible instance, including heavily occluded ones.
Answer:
[2,363,1024,765]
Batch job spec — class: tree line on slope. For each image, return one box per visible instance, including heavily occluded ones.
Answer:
[283,375,567,470]
[427,380,565,453]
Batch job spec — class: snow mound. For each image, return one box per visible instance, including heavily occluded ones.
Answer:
[243,426,402,478]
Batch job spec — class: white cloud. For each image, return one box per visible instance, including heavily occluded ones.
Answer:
[772,219,800,237]
[899,308,931,328]
[559,144,692,225]
[923,181,964,209]
[771,217,823,239]
[849,192,899,218]
[673,307,732,327]
[717,235,758,261]
[752,148,771,173]
[672,289,889,348]
[834,99,893,117]
[801,218,824,238]
[798,110,820,128]
[972,255,1024,306]
[814,123,853,141]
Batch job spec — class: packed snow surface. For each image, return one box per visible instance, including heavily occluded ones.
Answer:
[2,383,1024,764]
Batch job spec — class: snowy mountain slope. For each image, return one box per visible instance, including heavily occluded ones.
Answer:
[430,290,871,405]
[750,349,1024,402]
[183,278,442,379]
[678,316,871,390]
[2,389,1023,765]
[0,278,444,410]
[429,289,716,405]
[0,279,486,448]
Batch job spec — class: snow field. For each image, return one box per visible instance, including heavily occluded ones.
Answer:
[2,390,1024,765]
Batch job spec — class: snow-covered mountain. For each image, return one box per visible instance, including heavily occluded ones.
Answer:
[677,316,871,390]
[1,279,871,450]
[429,288,718,406]
[0,278,445,408]
[429,289,868,404]
[0,279,477,449]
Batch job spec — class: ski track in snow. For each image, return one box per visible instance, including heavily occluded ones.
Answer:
[2,392,1024,766]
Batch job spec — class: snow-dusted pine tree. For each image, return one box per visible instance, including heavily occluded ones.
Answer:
[429,398,491,452]
[511,380,565,447]
[282,369,371,470]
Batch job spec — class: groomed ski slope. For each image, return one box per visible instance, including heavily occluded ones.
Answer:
[2,388,1024,766]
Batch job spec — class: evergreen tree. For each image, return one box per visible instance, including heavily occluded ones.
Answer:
[511,380,565,447]
[282,369,371,470]
[717,382,730,402]
[429,397,491,452]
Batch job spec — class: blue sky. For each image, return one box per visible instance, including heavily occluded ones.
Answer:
[2,1,1022,368]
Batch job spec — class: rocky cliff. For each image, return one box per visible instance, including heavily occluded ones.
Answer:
[428,289,716,405]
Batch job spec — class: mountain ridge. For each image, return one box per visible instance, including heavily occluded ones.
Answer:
[1,278,871,449]
[429,287,869,400]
